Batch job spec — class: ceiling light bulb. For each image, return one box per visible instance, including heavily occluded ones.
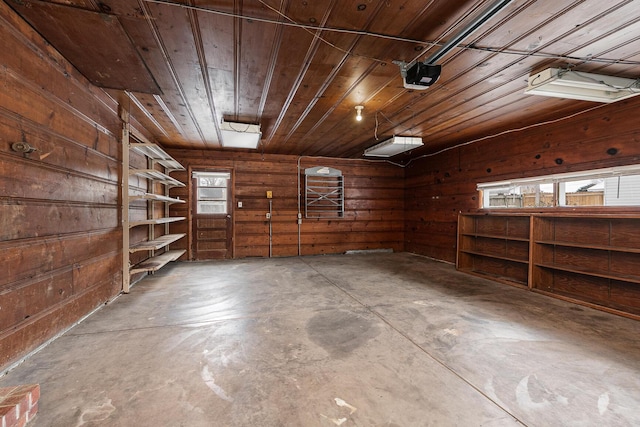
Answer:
[355,105,364,121]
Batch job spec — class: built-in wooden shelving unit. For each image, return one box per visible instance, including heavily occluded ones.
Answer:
[457,213,531,288]
[457,212,640,319]
[123,140,187,293]
[530,214,640,317]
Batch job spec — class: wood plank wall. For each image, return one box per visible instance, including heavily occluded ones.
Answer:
[405,97,640,263]
[167,150,405,258]
[0,3,124,371]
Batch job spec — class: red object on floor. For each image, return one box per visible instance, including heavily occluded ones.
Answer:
[0,384,39,427]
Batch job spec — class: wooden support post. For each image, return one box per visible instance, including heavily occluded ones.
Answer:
[120,105,131,293]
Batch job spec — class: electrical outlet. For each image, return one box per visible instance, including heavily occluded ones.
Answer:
[237,201,243,208]
[266,212,271,219]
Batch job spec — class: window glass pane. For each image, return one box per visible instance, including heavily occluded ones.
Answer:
[559,179,604,206]
[521,184,554,207]
[484,186,523,208]
[198,201,227,214]
[604,175,640,206]
[199,177,227,187]
[198,188,227,200]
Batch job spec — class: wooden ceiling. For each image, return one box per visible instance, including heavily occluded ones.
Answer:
[8,0,640,159]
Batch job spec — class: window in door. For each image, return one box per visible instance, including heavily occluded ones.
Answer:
[194,172,230,214]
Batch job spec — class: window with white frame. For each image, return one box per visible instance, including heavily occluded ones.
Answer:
[478,165,640,208]
[193,171,230,214]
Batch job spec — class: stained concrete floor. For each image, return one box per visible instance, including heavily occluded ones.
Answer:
[2,253,640,427]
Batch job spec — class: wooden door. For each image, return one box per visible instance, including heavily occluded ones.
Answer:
[191,170,233,260]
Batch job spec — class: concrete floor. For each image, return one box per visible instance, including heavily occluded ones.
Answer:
[2,253,640,427]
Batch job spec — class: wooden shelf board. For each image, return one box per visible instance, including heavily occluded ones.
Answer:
[461,233,530,242]
[533,213,640,219]
[460,249,529,265]
[130,143,185,171]
[531,289,640,322]
[129,234,186,252]
[129,217,186,228]
[534,240,640,254]
[130,169,185,187]
[457,268,529,289]
[130,193,185,204]
[534,262,640,284]
[464,212,533,217]
[130,250,186,274]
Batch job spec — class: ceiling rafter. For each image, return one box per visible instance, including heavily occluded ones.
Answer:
[256,0,289,124]
[137,0,208,145]
[233,0,242,118]
[187,0,222,147]
[280,0,390,146]
[126,91,170,138]
[261,0,339,148]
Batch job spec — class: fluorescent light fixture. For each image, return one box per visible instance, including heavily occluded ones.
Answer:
[524,68,640,103]
[220,120,261,149]
[364,136,423,158]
